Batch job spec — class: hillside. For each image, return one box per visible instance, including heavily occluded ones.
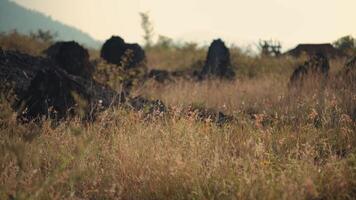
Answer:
[0,0,101,48]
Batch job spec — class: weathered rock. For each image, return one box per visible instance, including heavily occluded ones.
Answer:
[0,50,45,97]
[44,41,94,78]
[101,36,125,64]
[100,36,146,69]
[201,39,235,79]
[0,49,119,121]
[125,43,146,68]
[16,69,90,120]
[0,49,170,121]
[289,53,330,86]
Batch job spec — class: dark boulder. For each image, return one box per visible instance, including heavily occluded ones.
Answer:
[289,53,330,86]
[100,36,146,69]
[100,36,125,65]
[0,49,119,121]
[0,49,45,98]
[16,69,90,120]
[201,39,235,79]
[44,41,94,78]
[125,43,146,68]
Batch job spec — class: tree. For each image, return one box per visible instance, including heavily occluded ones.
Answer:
[30,29,56,43]
[140,12,154,49]
[258,40,282,57]
[333,35,355,52]
[156,35,174,49]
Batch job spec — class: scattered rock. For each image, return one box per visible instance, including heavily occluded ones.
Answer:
[100,36,146,69]
[44,41,94,78]
[201,39,235,79]
[0,48,235,125]
[289,53,330,86]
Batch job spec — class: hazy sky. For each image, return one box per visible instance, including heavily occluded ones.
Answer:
[13,0,356,49]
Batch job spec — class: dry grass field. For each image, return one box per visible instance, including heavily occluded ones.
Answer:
[0,32,355,200]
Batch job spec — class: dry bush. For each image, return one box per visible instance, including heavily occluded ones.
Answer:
[0,31,52,55]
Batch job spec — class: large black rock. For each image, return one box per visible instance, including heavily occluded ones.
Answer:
[201,39,235,79]
[0,49,169,121]
[0,49,45,98]
[44,41,94,78]
[0,49,119,121]
[16,69,90,120]
[289,53,330,85]
[100,36,145,69]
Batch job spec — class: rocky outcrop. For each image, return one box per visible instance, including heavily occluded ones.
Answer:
[0,46,233,125]
[44,41,94,78]
[0,49,118,120]
[100,36,146,69]
[0,48,169,121]
[201,39,235,79]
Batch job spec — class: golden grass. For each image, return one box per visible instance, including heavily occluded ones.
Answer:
[145,44,206,71]
[0,32,355,200]
[1,71,355,199]
[139,77,287,115]
[0,99,355,200]
[0,31,51,55]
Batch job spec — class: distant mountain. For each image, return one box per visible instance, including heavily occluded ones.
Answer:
[0,0,101,48]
